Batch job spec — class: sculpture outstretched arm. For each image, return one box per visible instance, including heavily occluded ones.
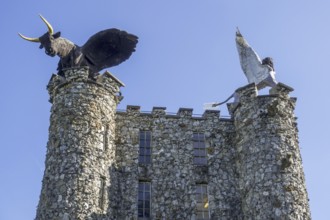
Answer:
[235,28,277,88]
[236,29,264,83]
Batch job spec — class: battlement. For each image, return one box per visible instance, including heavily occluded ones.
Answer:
[116,105,233,121]
[228,82,296,115]
[117,82,295,121]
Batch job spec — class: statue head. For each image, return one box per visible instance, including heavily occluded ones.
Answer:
[262,57,275,71]
[19,15,62,57]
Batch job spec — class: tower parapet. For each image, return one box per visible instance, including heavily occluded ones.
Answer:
[230,83,311,219]
[36,67,123,219]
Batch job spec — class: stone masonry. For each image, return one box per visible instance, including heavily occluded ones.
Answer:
[36,67,124,219]
[229,83,310,220]
[114,107,241,219]
[36,67,311,220]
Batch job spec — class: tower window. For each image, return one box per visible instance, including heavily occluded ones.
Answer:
[103,125,109,151]
[138,181,151,219]
[99,177,106,210]
[196,184,210,220]
[139,131,151,164]
[193,133,207,165]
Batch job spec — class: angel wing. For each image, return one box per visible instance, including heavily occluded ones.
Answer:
[82,28,138,74]
[235,29,277,89]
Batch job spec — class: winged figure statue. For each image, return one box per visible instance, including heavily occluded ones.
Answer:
[236,28,277,89]
[207,29,278,108]
[19,15,138,78]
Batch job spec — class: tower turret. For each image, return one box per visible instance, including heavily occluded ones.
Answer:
[229,83,311,219]
[36,67,124,219]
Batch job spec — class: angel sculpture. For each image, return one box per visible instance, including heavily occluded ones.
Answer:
[207,29,278,108]
[235,28,277,89]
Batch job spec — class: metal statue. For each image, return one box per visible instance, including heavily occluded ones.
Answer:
[235,28,277,89]
[19,15,138,78]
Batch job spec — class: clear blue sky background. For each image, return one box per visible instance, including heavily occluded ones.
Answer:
[1,1,328,219]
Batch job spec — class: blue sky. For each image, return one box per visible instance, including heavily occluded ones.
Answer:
[1,1,329,219]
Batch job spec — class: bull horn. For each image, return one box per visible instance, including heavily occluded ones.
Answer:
[18,33,40,42]
[18,14,54,43]
[39,14,54,35]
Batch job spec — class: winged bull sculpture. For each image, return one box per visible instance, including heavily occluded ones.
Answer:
[19,15,138,78]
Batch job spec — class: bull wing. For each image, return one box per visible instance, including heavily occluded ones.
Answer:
[82,28,138,72]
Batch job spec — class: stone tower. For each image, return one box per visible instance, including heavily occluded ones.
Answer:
[36,67,124,219]
[229,83,311,219]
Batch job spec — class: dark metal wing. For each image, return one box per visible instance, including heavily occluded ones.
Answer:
[82,28,138,73]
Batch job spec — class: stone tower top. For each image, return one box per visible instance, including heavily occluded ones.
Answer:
[47,67,124,104]
[228,82,296,115]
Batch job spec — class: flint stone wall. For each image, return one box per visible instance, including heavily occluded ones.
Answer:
[36,67,311,220]
[230,83,311,220]
[36,67,123,220]
[114,107,241,219]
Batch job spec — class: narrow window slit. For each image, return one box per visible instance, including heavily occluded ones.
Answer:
[99,177,106,210]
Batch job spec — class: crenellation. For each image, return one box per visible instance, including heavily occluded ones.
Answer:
[177,107,193,117]
[202,109,221,119]
[270,82,294,96]
[235,83,258,101]
[152,106,167,116]
[126,105,141,115]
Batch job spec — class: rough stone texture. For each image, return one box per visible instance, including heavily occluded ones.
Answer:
[36,67,123,220]
[36,67,311,220]
[230,83,311,220]
[114,107,241,219]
